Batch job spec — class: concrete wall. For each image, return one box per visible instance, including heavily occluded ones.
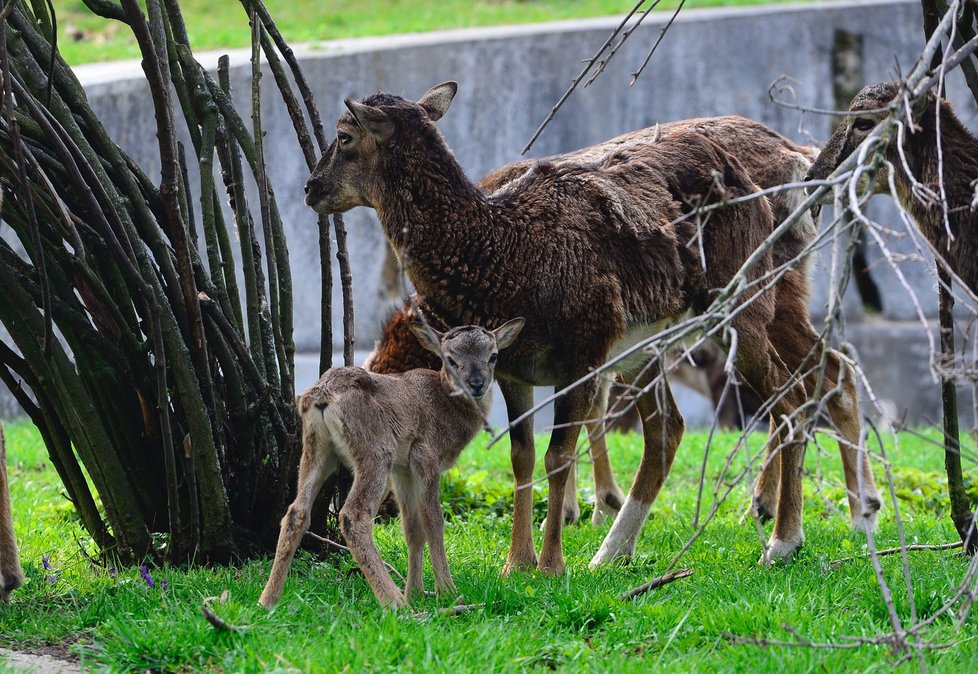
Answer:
[3,0,976,426]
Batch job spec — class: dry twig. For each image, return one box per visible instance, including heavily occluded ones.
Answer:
[829,542,964,569]
[620,568,694,600]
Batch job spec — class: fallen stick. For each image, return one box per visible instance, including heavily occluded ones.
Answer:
[620,568,694,600]
[201,590,244,633]
[828,541,963,569]
[440,602,484,616]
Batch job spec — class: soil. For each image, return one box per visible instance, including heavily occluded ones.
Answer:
[0,645,82,673]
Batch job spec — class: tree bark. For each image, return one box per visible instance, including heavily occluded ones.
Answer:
[0,0,337,563]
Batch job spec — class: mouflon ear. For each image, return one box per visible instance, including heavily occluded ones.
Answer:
[492,318,525,350]
[409,321,445,355]
[344,99,394,142]
[911,87,936,120]
[417,81,458,122]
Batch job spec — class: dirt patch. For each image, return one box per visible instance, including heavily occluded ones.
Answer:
[0,646,81,673]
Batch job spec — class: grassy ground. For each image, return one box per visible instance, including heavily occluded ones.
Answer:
[2,418,977,672]
[56,0,805,65]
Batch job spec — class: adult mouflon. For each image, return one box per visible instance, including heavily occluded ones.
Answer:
[807,81,978,293]
[306,81,880,572]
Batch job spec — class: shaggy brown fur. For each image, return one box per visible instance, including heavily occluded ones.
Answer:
[261,320,523,608]
[362,116,827,527]
[807,82,978,293]
[0,423,24,602]
[367,303,760,433]
[306,82,879,572]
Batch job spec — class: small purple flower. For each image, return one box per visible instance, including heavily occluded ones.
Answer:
[108,567,117,578]
[42,556,58,583]
[139,564,155,588]
[160,579,169,591]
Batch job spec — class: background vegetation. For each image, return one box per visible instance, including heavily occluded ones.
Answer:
[58,0,802,64]
[3,420,976,671]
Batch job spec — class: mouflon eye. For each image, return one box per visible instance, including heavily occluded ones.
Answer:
[337,131,353,146]
[488,353,498,364]
[446,357,458,369]
[852,118,876,132]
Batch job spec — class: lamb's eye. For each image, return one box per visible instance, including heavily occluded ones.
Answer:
[446,357,458,369]
[337,131,353,146]
[488,353,498,364]
[852,118,876,132]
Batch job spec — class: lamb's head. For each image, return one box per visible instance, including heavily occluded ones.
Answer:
[806,82,903,190]
[409,318,524,400]
[304,81,459,215]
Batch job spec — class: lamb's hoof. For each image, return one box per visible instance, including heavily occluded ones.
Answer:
[851,495,882,533]
[434,581,458,597]
[382,593,410,610]
[758,536,803,567]
[591,489,624,526]
[502,551,538,577]
[404,584,427,601]
[257,589,279,611]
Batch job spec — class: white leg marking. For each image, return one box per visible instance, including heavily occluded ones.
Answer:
[759,531,805,567]
[588,494,651,568]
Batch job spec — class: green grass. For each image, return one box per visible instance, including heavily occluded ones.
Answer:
[56,0,806,66]
[2,418,978,671]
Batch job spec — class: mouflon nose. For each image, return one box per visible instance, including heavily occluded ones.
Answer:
[467,378,486,397]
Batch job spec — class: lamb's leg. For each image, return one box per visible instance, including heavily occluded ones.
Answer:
[340,462,404,608]
[539,381,596,575]
[586,377,624,526]
[421,474,456,596]
[392,472,427,600]
[590,363,684,567]
[259,429,337,609]
[498,380,539,575]
[0,424,24,602]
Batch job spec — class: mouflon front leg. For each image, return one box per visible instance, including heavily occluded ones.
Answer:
[539,380,597,575]
[499,380,539,575]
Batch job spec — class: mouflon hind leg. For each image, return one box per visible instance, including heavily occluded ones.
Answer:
[590,362,684,568]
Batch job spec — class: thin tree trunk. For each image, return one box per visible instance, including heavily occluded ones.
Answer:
[920,0,978,555]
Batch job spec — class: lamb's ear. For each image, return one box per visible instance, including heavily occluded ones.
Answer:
[417,81,458,122]
[409,321,444,355]
[344,99,394,142]
[493,318,525,350]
